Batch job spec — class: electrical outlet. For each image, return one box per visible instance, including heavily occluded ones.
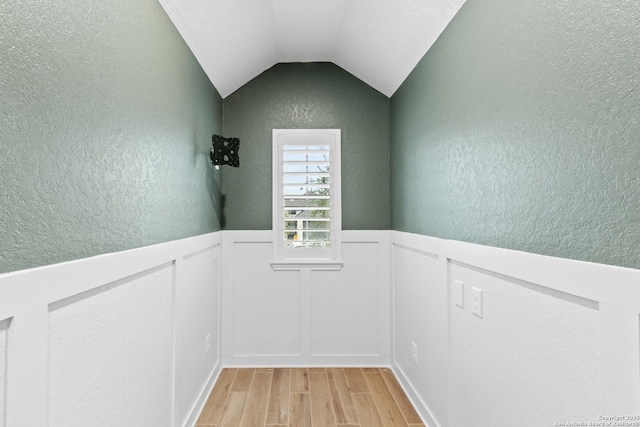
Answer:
[453,280,464,308]
[205,334,211,355]
[411,342,418,365]
[471,287,483,318]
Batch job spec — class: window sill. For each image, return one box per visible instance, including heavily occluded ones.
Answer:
[270,260,343,271]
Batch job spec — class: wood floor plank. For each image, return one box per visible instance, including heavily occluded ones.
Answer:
[289,393,312,427]
[197,368,238,425]
[198,368,422,427]
[380,369,423,424]
[352,393,385,427]
[217,392,248,427]
[327,368,358,424]
[309,370,337,427]
[364,372,408,427]
[239,372,272,427]
[290,368,310,393]
[231,368,255,392]
[344,368,369,393]
[266,368,290,424]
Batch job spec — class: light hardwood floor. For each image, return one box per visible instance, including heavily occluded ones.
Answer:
[196,367,424,427]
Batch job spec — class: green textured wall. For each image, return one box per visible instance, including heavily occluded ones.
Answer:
[222,63,390,230]
[391,0,640,268]
[0,0,223,274]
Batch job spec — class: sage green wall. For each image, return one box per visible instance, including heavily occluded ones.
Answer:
[391,0,640,268]
[222,63,390,230]
[0,0,223,274]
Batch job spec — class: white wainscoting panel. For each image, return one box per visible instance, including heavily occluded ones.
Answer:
[49,265,175,427]
[232,241,301,356]
[222,230,390,366]
[4,228,637,426]
[450,263,601,426]
[176,246,221,427]
[311,241,386,356]
[391,237,448,427]
[0,232,221,427]
[390,231,640,427]
[0,319,7,427]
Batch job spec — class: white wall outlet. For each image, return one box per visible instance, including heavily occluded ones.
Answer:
[471,287,483,318]
[453,280,464,308]
[205,333,211,355]
[411,342,418,365]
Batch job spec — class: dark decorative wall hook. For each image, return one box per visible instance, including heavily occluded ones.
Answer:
[210,134,240,167]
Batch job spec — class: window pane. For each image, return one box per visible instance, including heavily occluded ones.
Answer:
[283,175,332,185]
[284,196,330,206]
[284,145,329,151]
[303,231,330,242]
[303,220,329,229]
[284,220,298,230]
[284,241,331,249]
[283,163,330,172]
[283,219,330,230]
[283,187,330,196]
[284,153,330,162]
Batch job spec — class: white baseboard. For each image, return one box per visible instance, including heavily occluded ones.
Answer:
[392,362,441,427]
[183,362,222,427]
[222,355,390,367]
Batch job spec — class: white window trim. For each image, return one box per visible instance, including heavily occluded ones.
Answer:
[271,129,342,271]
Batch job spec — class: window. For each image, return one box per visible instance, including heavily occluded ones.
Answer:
[272,129,342,269]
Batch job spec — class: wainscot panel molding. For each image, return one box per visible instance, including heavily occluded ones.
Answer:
[221,230,391,367]
[390,231,640,427]
[2,229,638,427]
[0,232,222,427]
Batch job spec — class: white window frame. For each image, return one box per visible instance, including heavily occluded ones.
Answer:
[271,129,342,271]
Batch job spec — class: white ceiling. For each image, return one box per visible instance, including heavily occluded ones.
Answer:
[159,0,466,98]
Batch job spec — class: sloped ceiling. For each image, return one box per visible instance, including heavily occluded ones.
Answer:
[159,0,466,98]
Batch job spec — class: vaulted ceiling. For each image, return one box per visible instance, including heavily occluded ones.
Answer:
[159,0,466,98]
